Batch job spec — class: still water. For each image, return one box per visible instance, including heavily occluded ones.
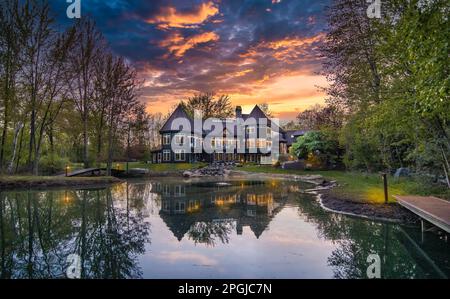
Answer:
[0,178,449,279]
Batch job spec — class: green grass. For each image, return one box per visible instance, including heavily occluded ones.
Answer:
[240,165,450,204]
[0,175,117,182]
[66,162,207,173]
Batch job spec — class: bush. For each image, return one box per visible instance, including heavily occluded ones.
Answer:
[39,154,70,175]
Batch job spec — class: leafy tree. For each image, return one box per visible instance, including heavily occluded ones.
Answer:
[291,131,341,169]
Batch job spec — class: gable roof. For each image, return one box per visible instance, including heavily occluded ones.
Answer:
[160,104,193,133]
[160,104,287,136]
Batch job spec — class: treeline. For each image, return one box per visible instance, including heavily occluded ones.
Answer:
[295,0,449,185]
[0,0,150,175]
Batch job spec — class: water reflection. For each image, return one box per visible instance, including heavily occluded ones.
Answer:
[0,179,449,279]
[153,180,288,245]
[0,185,150,279]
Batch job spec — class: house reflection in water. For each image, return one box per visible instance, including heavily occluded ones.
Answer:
[151,181,288,245]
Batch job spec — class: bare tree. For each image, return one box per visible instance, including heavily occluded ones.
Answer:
[0,0,21,171]
[66,19,105,169]
[95,53,140,175]
[184,93,234,119]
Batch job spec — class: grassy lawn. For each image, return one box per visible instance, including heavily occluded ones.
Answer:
[240,165,450,204]
[0,175,120,190]
[0,176,116,182]
[67,162,207,173]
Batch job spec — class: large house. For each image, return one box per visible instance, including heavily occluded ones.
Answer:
[151,104,292,164]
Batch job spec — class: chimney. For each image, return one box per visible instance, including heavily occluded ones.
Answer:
[236,106,242,118]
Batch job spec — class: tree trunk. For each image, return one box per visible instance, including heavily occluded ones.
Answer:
[28,106,36,173]
[441,146,450,189]
[0,52,11,171]
[7,122,24,174]
[83,112,89,168]
[107,122,114,176]
[15,122,25,173]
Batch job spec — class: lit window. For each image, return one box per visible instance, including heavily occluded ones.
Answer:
[163,150,170,161]
[175,150,185,161]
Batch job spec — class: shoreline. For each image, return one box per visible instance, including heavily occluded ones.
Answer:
[0,176,123,191]
[231,170,419,224]
[1,171,420,224]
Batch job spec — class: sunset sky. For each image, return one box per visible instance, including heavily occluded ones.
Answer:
[53,0,331,121]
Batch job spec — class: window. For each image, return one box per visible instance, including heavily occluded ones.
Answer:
[175,202,185,213]
[163,201,170,212]
[246,127,255,134]
[163,185,170,196]
[175,150,185,161]
[163,134,171,145]
[163,150,170,162]
[247,139,256,148]
[175,185,185,197]
[257,139,266,148]
[175,134,185,146]
[266,127,271,137]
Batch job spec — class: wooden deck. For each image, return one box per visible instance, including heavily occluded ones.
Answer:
[394,195,450,233]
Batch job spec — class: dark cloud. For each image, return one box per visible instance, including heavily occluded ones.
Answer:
[51,0,330,118]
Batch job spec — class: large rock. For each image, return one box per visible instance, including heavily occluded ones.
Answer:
[183,171,194,177]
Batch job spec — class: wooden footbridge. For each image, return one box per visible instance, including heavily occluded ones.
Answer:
[394,195,450,233]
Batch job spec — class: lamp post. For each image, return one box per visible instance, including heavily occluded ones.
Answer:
[65,165,70,177]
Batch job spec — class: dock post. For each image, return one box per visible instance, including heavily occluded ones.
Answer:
[382,173,388,204]
[421,220,426,243]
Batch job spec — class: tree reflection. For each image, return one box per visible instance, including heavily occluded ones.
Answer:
[292,193,447,279]
[187,221,236,247]
[0,184,150,279]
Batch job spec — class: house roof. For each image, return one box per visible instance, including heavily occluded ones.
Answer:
[160,104,194,133]
[285,130,309,146]
[160,104,287,139]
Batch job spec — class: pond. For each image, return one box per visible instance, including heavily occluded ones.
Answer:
[0,177,449,279]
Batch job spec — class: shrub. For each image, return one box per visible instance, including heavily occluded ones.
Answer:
[39,154,70,174]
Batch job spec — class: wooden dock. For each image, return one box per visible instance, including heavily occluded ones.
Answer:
[394,195,450,233]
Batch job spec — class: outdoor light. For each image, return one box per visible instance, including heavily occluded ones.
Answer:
[65,165,70,177]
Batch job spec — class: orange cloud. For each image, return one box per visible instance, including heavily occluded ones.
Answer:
[241,33,324,63]
[228,74,327,120]
[159,31,220,57]
[146,2,219,29]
